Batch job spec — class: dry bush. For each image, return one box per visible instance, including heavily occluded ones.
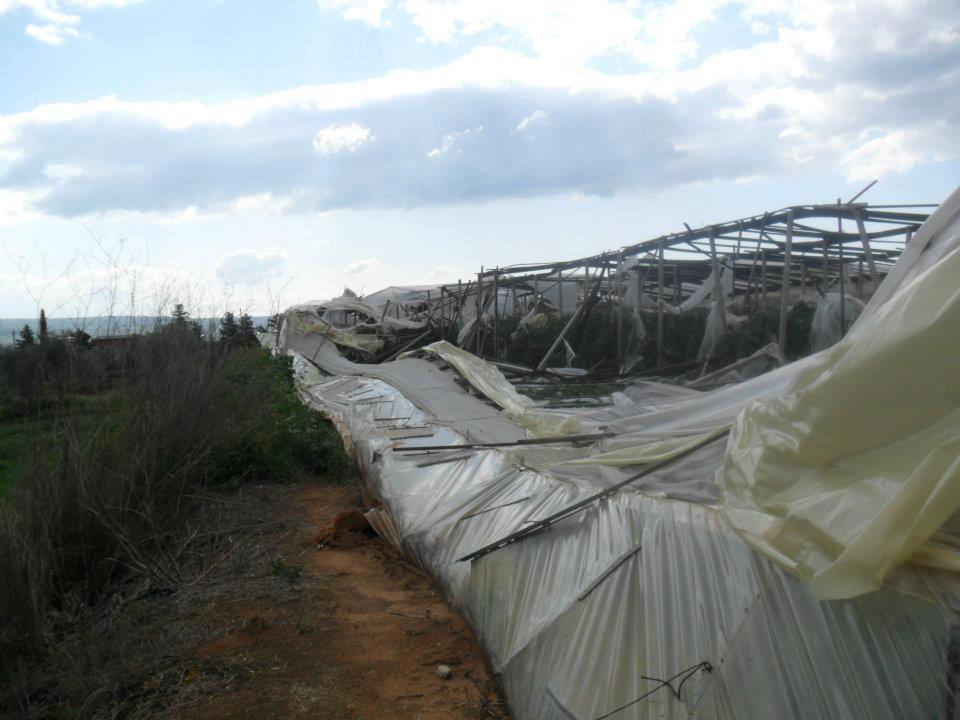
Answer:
[0,324,350,718]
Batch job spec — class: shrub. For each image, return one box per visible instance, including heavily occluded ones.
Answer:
[0,325,350,686]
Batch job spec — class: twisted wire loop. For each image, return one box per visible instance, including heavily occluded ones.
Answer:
[593,661,713,720]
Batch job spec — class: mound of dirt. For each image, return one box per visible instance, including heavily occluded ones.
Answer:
[316,509,374,547]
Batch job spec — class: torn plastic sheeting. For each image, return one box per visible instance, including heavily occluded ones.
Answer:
[678,256,734,313]
[563,428,727,467]
[283,309,384,353]
[293,335,960,720]
[457,316,476,346]
[720,193,960,599]
[809,292,865,352]
[621,307,645,374]
[697,302,748,361]
[299,295,427,332]
[405,340,582,438]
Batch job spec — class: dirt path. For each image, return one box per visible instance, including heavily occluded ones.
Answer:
[181,483,506,720]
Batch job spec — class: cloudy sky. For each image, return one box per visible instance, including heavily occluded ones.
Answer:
[1,0,958,318]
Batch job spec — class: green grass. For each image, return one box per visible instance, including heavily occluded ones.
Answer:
[0,417,44,496]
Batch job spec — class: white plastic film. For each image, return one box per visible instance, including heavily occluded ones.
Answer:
[406,340,582,437]
[720,193,960,599]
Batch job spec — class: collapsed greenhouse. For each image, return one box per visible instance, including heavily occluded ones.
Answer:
[273,189,960,719]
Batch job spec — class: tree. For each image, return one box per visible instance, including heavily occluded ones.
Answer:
[71,328,92,349]
[16,324,34,348]
[38,309,48,343]
[219,311,238,344]
[238,313,258,348]
[265,313,282,332]
[171,303,190,328]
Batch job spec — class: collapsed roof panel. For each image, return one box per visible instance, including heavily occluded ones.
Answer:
[276,189,959,718]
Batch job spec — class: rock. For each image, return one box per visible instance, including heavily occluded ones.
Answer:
[435,664,453,680]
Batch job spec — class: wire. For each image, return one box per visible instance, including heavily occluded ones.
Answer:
[593,661,713,720]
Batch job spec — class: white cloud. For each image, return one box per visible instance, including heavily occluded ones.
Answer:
[840,127,960,182]
[421,265,463,283]
[4,0,141,44]
[24,22,81,44]
[316,0,391,27]
[427,125,482,158]
[229,192,292,216]
[314,0,731,67]
[312,123,376,156]
[215,247,289,286]
[341,257,382,276]
[514,110,546,132]
[400,0,729,67]
[0,187,42,225]
[1,1,957,219]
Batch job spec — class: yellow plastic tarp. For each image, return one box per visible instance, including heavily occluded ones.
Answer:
[406,341,581,438]
[719,240,960,599]
[284,309,384,353]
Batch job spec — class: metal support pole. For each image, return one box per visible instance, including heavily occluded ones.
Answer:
[778,210,794,351]
[838,199,846,337]
[855,210,879,291]
[707,227,727,328]
[821,237,828,291]
[657,239,665,368]
[476,268,483,354]
[761,250,768,312]
[615,251,624,370]
[492,268,500,360]
[557,270,564,317]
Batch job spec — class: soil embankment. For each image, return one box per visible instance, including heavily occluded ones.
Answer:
[182,482,506,720]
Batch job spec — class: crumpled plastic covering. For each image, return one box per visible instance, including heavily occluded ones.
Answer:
[282,308,384,353]
[359,284,438,318]
[407,340,581,437]
[293,295,427,332]
[679,256,734,312]
[564,428,724,467]
[809,292,865,352]
[621,307,645,374]
[720,187,960,599]
[291,339,960,720]
[697,302,750,361]
[281,188,960,719]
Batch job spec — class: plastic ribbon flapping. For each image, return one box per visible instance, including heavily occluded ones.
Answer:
[719,240,960,599]
[404,341,582,438]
